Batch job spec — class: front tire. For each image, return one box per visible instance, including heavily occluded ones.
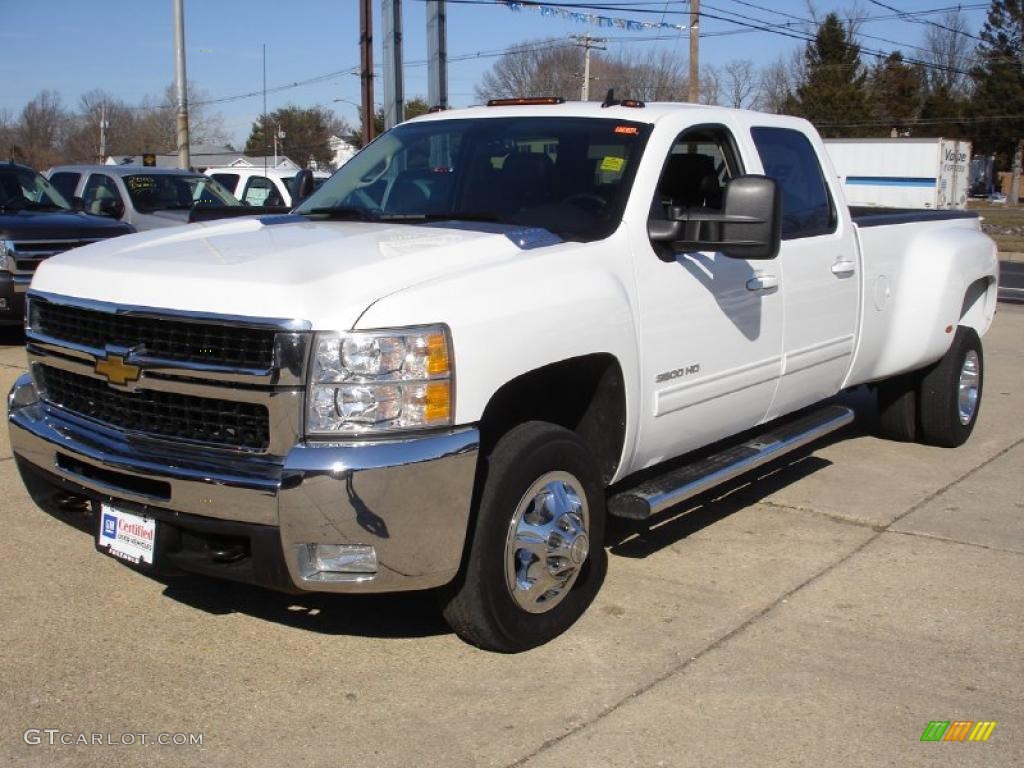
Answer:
[439,421,607,653]
[918,326,984,447]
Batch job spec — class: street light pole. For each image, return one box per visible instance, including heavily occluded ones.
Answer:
[172,0,191,169]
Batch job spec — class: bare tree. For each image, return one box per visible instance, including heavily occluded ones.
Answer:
[755,51,804,113]
[476,40,692,103]
[922,10,975,97]
[700,64,721,105]
[594,49,689,102]
[131,83,229,154]
[0,108,14,161]
[476,40,582,102]
[62,90,138,163]
[12,90,68,168]
[721,59,759,109]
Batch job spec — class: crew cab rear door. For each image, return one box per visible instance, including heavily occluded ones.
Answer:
[749,125,860,419]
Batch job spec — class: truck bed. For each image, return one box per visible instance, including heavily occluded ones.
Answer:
[849,206,979,228]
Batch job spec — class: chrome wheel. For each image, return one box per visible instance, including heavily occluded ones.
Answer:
[958,350,980,425]
[505,471,590,614]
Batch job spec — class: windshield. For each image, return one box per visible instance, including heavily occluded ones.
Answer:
[123,174,240,212]
[294,117,651,241]
[0,167,72,211]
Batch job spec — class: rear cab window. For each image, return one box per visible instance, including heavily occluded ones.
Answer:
[49,172,82,201]
[750,127,836,239]
[210,173,240,194]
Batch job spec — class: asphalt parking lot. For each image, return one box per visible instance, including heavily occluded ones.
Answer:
[0,304,1021,768]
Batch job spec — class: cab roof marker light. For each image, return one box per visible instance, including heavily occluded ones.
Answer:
[486,97,565,107]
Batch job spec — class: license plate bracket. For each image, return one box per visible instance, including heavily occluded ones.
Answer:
[96,503,157,566]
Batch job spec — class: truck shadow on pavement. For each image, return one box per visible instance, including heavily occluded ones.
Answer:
[158,576,452,639]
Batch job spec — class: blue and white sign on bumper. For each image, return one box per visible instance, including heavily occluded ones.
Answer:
[98,504,156,565]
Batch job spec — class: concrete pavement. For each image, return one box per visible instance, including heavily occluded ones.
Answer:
[0,307,1021,768]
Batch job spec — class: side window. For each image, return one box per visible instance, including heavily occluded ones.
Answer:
[751,127,835,239]
[49,172,81,200]
[242,176,275,206]
[81,174,123,216]
[210,173,239,194]
[653,125,741,218]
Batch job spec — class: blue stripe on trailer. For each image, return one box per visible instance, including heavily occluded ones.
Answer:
[845,176,936,187]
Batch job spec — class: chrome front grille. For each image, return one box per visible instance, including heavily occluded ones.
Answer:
[25,292,310,456]
[31,300,277,370]
[37,365,270,451]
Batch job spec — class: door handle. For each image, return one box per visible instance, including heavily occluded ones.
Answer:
[746,274,778,292]
[831,259,856,277]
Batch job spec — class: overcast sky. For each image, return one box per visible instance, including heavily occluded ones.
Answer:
[1,0,992,147]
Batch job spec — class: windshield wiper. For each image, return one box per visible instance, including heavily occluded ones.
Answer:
[21,201,68,212]
[418,213,509,224]
[302,206,376,221]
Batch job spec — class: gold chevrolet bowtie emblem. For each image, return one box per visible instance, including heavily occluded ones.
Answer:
[95,355,141,386]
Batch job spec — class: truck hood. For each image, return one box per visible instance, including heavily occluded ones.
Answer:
[30,215,546,329]
[131,208,193,231]
[0,208,134,240]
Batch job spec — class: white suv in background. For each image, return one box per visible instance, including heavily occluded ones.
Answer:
[205,167,330,208]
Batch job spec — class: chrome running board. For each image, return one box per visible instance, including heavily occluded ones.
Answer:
[608,405,854,520]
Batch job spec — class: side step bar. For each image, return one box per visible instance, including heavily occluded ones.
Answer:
[608,405,854,520]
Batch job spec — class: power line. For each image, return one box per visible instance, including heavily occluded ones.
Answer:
[864,0,984,42]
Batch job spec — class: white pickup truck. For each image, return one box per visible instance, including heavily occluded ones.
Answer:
[8,100,999,652]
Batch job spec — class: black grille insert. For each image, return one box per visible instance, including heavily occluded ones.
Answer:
[38,366,269,451]
[31,301,277,370]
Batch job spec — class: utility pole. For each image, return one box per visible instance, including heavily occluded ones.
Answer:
[172,0,191,169]
[688,0,700,103]
[571,33,606,101]
[359,0,374,145]
[426,0,448,109]
[98,103,108,164]
[382,0,404,130]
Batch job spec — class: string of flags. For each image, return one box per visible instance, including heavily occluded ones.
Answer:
[499,1,695,32]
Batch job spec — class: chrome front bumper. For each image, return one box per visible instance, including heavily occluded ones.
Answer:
[8,373,479,593]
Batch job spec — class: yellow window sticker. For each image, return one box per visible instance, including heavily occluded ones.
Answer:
[600,156,625,172]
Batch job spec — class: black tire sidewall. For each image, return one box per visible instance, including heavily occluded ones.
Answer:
[464,421,607,652]
[919,326,983,448]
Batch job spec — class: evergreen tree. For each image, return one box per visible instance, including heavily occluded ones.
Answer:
[787,13,869,137]
[245,105,347,168]
[868,52,923,135]
[919,83,970,139]
[969,0,1024,165]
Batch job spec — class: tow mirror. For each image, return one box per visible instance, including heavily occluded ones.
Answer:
[648,174,782,260]
[291,169,315,206]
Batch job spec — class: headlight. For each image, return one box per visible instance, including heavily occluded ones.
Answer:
[307,326,453,435]
[0,240,12,271]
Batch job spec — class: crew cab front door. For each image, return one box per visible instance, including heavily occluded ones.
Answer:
[629,123,784,469]
[750,126,859,420]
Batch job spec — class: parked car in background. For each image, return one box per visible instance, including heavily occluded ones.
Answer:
[0,162,133,325]
[205,166,330,207]
[46,165,242,231]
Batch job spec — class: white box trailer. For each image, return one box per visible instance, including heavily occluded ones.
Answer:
[823,138,971,210]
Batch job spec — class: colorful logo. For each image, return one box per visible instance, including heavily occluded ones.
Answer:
[921,721,997,742]
[101,513,118,539]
